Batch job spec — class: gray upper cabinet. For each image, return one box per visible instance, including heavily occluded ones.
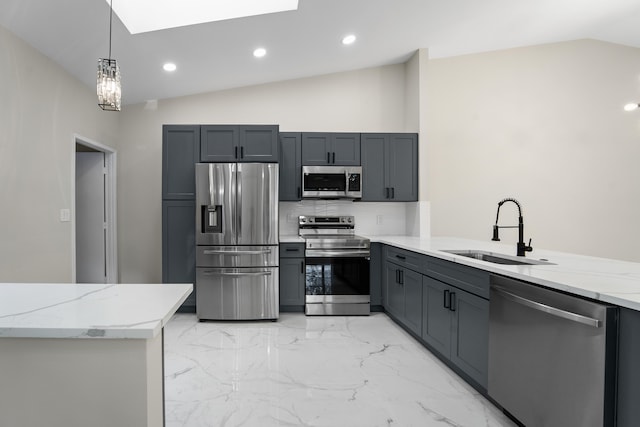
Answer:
[279,132,302,201]
[301,132,361,165]
[162,125,200,199]
[201,125,279,162]
[361,133,418,201]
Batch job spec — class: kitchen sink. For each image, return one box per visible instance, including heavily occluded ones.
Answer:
[442,250,554,266]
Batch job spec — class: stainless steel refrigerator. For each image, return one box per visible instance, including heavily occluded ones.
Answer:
[195,163,279,320]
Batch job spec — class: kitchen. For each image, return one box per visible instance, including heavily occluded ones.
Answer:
[2,1,640,426]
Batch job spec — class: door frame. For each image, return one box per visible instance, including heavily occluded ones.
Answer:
[72,134,118,283]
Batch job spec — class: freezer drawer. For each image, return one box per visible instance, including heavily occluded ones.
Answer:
[196,245,278,268]
[196,267,279,320]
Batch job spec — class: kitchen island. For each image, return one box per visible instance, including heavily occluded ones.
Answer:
[0,282,192,427]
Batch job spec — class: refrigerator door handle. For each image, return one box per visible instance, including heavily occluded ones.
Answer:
[200,271,273,277]
[203,249,272,255]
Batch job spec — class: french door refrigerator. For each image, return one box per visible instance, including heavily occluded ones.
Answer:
[195,163,279,320]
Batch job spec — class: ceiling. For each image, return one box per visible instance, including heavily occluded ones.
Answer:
[2,0,640,106]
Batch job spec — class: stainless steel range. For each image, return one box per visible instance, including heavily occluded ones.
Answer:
[299,216,370,316]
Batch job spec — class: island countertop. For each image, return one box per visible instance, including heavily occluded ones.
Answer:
[0,283,192,339]
[367,236,640,312]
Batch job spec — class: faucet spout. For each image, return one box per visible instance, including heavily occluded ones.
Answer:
[492,198,533,256]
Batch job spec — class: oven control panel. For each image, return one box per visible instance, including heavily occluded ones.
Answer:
[299,215,354,225]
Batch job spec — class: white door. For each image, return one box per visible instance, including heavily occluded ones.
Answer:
[76,152,106,283]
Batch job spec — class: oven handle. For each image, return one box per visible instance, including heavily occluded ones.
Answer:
[492,285,601,328]
[305,250,370,258]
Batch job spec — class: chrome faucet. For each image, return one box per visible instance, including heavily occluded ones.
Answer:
[491,197,533,257]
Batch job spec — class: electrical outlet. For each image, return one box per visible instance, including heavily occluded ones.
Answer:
[60,209,71,222]
[376,215,383,224]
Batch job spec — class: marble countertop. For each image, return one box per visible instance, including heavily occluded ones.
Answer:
[368,236,640,311]
[0,283,192,339]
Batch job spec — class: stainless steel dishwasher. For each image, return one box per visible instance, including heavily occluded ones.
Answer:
[488,275,618,427]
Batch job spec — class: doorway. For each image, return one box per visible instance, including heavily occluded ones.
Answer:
[73,136,117,283]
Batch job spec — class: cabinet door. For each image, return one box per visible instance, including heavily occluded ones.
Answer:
[421,276,452,358]
[162,125,200,199]
[369,243,382,306]
[239,125,279,162]
[162,200,196,309]
[279,133,302,201]
[331,133,361,165]
[301,133,332,165]
[360,134,387,201]
[279,257,305,306]
[403,268,423,336]
[386,133,418,201]
[201,125,239,162]
[384,262,404,320]
[450,288,489,389]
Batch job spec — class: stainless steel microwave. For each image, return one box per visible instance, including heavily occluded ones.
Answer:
[302,166,362,199]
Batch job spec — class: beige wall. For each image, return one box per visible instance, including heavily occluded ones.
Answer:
[425,39,640,261]
[0,25,119,282]
[118,65,410,282]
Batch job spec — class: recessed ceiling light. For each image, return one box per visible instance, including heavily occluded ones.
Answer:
[106,0,299,34]
[253,48,267,58]
[163,63,177,72]
[623,103,639,111]
[342,34,357,45]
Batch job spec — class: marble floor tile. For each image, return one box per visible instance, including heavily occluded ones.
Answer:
[164,313,516,427]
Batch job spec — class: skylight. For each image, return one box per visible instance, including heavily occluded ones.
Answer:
[107,0,299,34]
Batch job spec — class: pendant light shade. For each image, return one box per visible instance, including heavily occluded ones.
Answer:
[97,0,121,111]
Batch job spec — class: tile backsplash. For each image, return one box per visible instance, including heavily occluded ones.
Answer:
[279,200,430,237]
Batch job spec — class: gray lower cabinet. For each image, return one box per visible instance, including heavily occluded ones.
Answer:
[422,271,489,389]
[361,133,418,201]
[201,125,279,162]
[384,261,422,336]
[617,307,640,426]
[279,132,302,201]
[162,200,196,310]
[369,243,382,308]
[279,243,305,311]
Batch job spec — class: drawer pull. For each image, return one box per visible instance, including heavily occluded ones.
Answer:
[395,254,406,260]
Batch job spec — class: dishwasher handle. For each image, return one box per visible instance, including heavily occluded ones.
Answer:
[492,285,601,328]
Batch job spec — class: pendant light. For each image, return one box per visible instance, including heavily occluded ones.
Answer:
[97,0,121,111]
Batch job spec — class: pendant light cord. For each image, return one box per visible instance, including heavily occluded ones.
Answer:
[108,0,113,60]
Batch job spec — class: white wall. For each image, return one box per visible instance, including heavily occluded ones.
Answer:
[425,40,640,262]
[0,25,119,282]
[118,65,411,283]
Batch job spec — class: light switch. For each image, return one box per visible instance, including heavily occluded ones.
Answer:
[60,209,71,222]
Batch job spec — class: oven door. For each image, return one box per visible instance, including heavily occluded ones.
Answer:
[305,256,370,315]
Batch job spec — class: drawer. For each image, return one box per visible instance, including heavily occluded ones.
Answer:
[384,245,428,274]
[425,256,489,299]
[280,243,305,258]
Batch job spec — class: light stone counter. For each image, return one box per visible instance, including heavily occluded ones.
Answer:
[369,236,640,311]
[0,282,192,427]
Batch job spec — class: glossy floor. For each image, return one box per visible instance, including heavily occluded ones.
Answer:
[164,313,516,427]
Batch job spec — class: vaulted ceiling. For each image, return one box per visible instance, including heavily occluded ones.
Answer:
[2,0,639,105]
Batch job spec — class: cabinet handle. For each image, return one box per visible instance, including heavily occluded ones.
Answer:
[332,152,336,164]
[395,254,406,260]
[399,269,404,285]
[391,187,395,199]
[240,146,244,159]
[449,292,456,312]
[285,248,299,252]
[385,187,389,198]
[327,152,331,163]
[301,260,305,274]
[298,187,301,198]
[235,146,238,159]
[444,289,450,309]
